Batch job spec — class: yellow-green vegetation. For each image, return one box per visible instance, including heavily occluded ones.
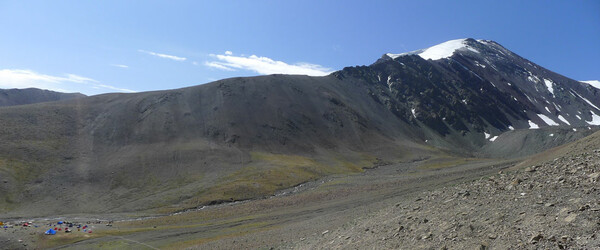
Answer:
[0,157,52,211]
[183,152,371,207]
[162,221,275,249]
[91,240,133,249]
[37,214,274,249]
[0,158,42,183]
[37,227,163,248]
[119,214,261,233]
[36,233,98,249]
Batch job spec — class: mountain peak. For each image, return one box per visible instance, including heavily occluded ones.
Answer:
[385,38,486,61]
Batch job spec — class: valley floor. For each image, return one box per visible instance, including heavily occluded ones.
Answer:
[2,145,599,249]
[1,157,513,249]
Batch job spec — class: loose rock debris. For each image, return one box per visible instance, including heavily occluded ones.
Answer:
[297,151,600,249]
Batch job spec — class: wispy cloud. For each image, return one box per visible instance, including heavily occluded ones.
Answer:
[95,84,135,93]
[204,61,235,71]
[111,64,129,68]
[204,51,332,76]
[0,69,135,94]
[138,49,186,61]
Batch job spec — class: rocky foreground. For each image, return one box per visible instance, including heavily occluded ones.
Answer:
[296,150,600,249]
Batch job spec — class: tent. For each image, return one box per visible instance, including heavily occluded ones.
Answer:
[0,221,3,226]
[57,221,63,225]
[45,229,57,235]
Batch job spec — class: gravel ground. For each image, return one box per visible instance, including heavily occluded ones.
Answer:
[295,151,600,249]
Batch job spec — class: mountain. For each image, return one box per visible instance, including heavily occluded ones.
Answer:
[0,88,85,107]
[0,39,598,216]
[374,38,600,132]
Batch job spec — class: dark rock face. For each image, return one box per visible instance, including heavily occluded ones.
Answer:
[336,38,599,137]
[0,88,85,107]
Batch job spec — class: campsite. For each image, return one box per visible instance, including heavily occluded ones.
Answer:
[0,219,110,248]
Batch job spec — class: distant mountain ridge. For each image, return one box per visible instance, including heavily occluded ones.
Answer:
[0,88,85,107]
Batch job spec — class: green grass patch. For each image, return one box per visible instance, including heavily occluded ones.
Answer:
[162,221,275,249]
[36,233,100,249]
[182,152,369,207]
[0,158,39,183]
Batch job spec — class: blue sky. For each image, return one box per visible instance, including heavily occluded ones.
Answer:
[0,0,598,95]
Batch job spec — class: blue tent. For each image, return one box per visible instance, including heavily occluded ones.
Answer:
[45,229,57,235]
[57,221,63,225]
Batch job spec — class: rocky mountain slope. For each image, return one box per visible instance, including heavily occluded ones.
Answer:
[298,131,600,249]
[353,38,599,136]
[0,88,84,107]
[0,39,598,216]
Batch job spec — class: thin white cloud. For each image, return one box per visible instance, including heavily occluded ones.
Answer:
[64,74,98,83]
[204,61,235,71]
[111,64,129,68]
[204,52,332,76]
[138,49,186,61]
[0,69,135,94]
[95,84,135,93]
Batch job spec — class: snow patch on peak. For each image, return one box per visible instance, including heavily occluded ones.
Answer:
[587,111,600,125]
[581,80,600,90]
[527,74,541,83]
[543,79,554,95]
[571,91,600,111]
[386,51,420,59]
[557,115,570,125]
[387,38,480,61]
[528,120,539,129]
[467,47,480,54]
[538,114,559,126]
[419,39,474,60]
[474,61,486,68]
